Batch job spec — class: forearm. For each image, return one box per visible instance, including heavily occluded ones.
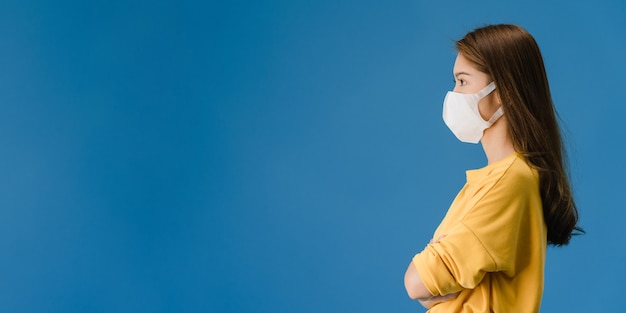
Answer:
[404,261,432,299]
[406,235,460,308]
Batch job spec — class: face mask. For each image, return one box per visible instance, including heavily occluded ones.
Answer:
[442,82,503,144]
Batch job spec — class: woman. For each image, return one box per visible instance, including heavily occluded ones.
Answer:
[403,24,582,312]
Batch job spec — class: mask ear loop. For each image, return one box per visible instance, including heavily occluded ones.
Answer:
[476,82,496,98]
[478,82,502,125]
[487,107,504,124]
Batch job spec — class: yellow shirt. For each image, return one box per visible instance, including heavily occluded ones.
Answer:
[413,153,546,313]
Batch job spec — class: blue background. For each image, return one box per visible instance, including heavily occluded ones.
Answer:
[1,0,623,312]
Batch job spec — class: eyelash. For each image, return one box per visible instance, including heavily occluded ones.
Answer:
[453,79,466,86]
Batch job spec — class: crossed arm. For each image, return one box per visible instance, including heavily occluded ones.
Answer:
[404,235,460,309]
[404,261,459,309]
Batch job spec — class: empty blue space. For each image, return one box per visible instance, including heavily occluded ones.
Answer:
[0,1,623,312]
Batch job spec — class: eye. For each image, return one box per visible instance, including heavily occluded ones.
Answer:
[459,79,466,86]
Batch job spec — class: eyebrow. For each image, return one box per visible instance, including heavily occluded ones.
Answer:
[454,71,471,78]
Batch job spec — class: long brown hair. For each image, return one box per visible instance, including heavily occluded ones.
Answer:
[456,24,582,246]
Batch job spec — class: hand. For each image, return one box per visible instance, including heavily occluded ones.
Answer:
[417,292,460,309]
[419,293,459,308]
[429,235,446,245]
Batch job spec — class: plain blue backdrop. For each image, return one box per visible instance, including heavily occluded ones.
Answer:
[0,0,624,312]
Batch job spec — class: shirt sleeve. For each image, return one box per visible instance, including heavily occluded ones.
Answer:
[412,162,537,296]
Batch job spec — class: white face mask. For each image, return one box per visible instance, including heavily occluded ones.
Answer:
[442,82,503,144]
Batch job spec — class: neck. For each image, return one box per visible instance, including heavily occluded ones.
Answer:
[480,115,516,164]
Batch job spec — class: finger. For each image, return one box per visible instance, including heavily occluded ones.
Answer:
[439,291,460,301]
[430,235,447,244]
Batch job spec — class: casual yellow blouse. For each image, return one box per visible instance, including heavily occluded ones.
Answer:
[413,153,546,312]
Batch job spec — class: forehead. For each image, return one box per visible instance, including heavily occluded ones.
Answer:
[452,53,479,76]
[452,53,492,84]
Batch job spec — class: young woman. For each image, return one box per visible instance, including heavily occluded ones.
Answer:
[403,24,582,312]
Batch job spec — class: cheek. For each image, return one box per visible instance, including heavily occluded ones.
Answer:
[477,94,500,120]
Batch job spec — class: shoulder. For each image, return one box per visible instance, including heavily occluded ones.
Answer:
[467,153,538,192]
[500,155,539,191]
[479,154,540,207]
[455,154,539,222]
[467,153,540,204]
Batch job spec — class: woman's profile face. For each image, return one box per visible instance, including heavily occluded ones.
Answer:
[453,53,500,120]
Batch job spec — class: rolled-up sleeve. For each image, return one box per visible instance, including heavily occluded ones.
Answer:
[412,222,497,296]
